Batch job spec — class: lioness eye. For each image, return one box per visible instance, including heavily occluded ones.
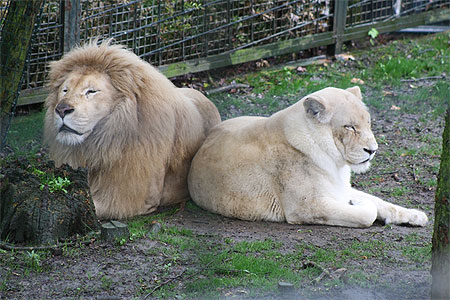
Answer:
[62,88,68,94]
[345,125,356,133]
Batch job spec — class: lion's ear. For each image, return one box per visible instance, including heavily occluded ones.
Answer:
[346,86,362,100]
[303,96,332,123]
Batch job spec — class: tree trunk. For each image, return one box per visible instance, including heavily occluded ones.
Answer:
[431,108,450,299]
[0,159,99,245]
[0,0,45,149]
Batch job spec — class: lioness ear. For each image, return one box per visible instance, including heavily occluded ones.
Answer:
[303,97,331,123]
[346,86,362,100]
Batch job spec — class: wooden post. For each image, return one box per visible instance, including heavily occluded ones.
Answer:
[330,0,348,55]
[63,0,81,53]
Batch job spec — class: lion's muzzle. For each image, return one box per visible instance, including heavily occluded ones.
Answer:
[55,103,75,119]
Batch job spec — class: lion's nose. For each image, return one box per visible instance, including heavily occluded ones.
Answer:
[363,148,377,155]
[55,103,74,118]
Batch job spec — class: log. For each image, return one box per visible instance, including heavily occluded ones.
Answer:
[101,221,130,242]
[0,158,99,245]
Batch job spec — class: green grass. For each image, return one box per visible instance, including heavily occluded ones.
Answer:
[5,110,45,154]
[209,32,449,118]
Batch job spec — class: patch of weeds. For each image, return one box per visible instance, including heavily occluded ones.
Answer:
[186,239,304,299]
[401,243,431,264]
[346,271,373,287]
[127,208,177,240]
[233,239,282,253]
[62,244,82,258]
[24,250,43,273]
[31,167,72,194]
[100,275,113,290]
[340,239,388,261]
[425,178,437,188]
[147,225,199,253]
[391,186,410,197]
[5,110,45,154]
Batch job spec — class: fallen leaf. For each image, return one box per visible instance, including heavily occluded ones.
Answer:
[390,105,401,110]
[296,66,307,73]
[383,90,393,96]
[336,53,355,61]
[351,78,364,84]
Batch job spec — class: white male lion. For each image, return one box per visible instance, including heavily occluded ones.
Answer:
[188,86,428,227]
[44,41,221,219]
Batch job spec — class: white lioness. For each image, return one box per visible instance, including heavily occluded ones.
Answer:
[188,86,428,227]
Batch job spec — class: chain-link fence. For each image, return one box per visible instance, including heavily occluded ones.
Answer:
[1,0,449,93]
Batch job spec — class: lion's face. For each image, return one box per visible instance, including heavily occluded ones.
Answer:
[50,70,117,145]
[330,95,378,174]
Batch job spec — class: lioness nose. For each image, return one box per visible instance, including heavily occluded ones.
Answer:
[363,148,377,155]
[55,103,74,118]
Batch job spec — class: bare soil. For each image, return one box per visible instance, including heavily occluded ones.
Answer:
[0,81,443,300]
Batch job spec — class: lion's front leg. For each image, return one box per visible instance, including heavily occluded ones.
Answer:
[350,189,428,226]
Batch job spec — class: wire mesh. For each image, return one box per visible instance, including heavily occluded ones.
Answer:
[346,0,449,27]
[24,1,63,90]
[0,0,448,92]
[81,0,332,64]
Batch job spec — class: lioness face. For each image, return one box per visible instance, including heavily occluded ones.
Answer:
[332,100,378,174]
[51,70,117,145]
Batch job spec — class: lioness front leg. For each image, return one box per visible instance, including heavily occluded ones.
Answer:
[283,196,378,228]
[350,189,428,226]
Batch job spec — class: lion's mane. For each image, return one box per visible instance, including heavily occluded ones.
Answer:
[44,40,221,219]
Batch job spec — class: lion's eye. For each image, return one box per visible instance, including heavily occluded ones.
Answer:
[85,89,97,96]
[344,125,356,133]
[62,88,68,94]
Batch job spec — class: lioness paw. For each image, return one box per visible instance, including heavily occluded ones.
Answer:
[406,209,428,227]
[382,207,428,227]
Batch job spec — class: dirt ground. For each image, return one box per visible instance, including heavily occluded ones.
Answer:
[1,80,442,300]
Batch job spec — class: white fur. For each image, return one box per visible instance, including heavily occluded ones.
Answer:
[188,87,428,227]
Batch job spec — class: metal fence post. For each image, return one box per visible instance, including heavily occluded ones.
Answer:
[332,0,348,55]
[63,0,80,53]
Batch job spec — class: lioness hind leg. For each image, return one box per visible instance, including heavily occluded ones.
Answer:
[351,189,428,226]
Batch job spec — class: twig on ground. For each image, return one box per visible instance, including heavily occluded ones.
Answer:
[301,260,330,284]
[142,260,215,299]
[0,239,93,251]
[400,75,446,82]
[412,164,418,182]
[143,269,187,299]
[206,83,250,95]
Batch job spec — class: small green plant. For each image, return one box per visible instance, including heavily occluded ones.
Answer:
[24,250,42,272]
[32,168,71,193]
[100,275,113,289]
[368,28,379,46]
